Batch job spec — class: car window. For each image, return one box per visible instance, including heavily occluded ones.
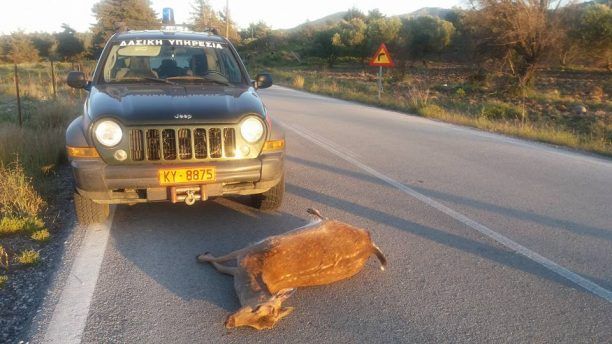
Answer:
[101,39,244,84]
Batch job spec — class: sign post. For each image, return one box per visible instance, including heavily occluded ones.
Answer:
[369,43,394,100]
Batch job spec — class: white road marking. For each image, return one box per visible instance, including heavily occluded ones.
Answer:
[43,207,116,343]
[280,120,612,303]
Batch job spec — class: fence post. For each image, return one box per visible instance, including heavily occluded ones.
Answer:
[50,59,57,98]
[14,63,22,128]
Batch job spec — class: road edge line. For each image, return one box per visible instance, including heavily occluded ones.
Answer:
[42,206,116,343]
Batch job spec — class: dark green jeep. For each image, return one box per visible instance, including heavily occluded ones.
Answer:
[65,29,285,225]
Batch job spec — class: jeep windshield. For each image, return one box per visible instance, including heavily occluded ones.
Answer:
[100,40,245,85]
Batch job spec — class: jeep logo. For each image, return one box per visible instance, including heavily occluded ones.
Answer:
[174,113,193,119]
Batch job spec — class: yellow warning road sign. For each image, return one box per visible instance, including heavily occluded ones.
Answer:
[369,43,394,67]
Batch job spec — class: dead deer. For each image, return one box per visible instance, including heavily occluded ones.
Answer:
[197,208,387,330]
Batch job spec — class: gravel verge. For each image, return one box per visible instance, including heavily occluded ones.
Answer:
[0,164,78,343]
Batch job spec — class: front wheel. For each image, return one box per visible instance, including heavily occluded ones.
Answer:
[74,192,110,225]
[252,176,284,211]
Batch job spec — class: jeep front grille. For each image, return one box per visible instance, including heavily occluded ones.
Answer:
[129,129,145,161]
[128,127,237,162]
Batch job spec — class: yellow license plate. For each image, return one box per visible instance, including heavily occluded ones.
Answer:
[158,167,216,186]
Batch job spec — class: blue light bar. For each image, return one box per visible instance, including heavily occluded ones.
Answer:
[162,8,175,25]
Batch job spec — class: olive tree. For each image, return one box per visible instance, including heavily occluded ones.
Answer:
[569,4,612,70]
[466,0,563,87]
[397,16,455,67]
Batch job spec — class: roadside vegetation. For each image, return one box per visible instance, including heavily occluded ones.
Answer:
[240,1,610,156]
[270,66,611,155]
[0,62,90,288]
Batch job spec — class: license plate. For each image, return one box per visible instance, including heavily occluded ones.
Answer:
[158,167,216,186]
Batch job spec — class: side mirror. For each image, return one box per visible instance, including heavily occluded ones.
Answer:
[67,71,88,89]
[254,73,273,89]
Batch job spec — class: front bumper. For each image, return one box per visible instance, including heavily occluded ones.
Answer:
[71,152,283,204]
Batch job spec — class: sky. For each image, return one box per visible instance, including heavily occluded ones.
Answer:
[1,0,464,34]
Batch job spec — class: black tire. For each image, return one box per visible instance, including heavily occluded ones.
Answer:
[74,192,110,225]
[252,176,284,211]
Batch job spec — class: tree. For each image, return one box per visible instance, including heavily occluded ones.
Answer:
[398,16,455,66]
[332,17,367,59]
[191,0,222,31]
[344,7,366,21]
[0,36,8,62]
[569,4,612,69]
[311,28,342,67]
[55,24,85,61]
[190,0,239,41]
[7,32,39,64]
[91,0,160,58]
[30,33,56,60]
[241,21,272,41]
[366,15,401,57]
[466,0,563,87]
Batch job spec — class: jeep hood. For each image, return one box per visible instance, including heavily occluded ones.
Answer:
[86,84,266,126]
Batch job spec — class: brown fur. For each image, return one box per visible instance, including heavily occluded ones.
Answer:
[197,209,387,330]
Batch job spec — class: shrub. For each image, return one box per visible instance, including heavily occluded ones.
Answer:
[16,249,40,266]
[0,216,45,236]
[479,101,522,121]
[0,275,7,288]
[0,217,27,235]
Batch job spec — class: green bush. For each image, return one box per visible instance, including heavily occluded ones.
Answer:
[31,229,50,242]
[480,101,522,121]
[0,216,45,235]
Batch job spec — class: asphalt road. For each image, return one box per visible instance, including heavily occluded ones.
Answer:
[35,86,611,343]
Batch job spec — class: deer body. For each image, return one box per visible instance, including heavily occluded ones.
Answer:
[197,209,387,330]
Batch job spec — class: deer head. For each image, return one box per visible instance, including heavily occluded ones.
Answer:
[225,288,296,330]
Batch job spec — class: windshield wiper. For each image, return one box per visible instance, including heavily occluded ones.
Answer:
[114,77,177,85]
[167,76,231,86]
[140,77,177,85]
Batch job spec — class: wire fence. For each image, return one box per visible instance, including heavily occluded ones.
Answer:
[1,61,95,127]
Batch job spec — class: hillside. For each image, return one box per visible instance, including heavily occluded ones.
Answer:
[284,7,451,32]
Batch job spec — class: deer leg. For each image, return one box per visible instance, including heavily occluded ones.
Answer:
[210,261,238,276]
[196,245,263,264]
[197,252,236,263]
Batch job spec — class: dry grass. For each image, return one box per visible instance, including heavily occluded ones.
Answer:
[406,86,431,111]
[0,97,79,176]
[271,67,611,156]
[0,162,45,218]
[0,275,7,288]
[292,75,305,89]
[16,249,40,266]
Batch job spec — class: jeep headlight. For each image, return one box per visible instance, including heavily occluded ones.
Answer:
[240,116,264,143]
[94,120,123,147]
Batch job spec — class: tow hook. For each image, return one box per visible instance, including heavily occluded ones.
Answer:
[185,190,196,205]
[169,186,208,205]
